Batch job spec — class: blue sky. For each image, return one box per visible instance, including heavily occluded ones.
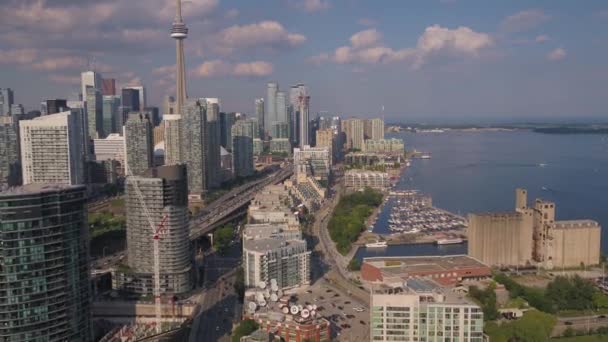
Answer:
[1,0,607,122]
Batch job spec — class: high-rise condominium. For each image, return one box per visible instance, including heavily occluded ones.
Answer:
[203,98,221,189]
[255,98,264,137]
[123,112,153,176]
[0,116,21,186]
[342,118,365,150]
[123,165,194,294]
[181,100,208,195]
[265,82,278,135]
[298,95,310,147]
[144,106,161,127]
[163,114,182,165]
[364,118,384,140]
[231,119,255,178]
[0,88,14,116]
[276,91,288,124]
[220,112,237,150]
[81,70,101,101]
[86,86,103,139]
[102,95,121,134]
[20,111,85,185]
[0,184,92,341]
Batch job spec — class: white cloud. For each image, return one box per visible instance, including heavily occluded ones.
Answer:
[225,9,239,19]
[547,47,566,61]
[48,74,80,85]
[290,0,331,12]
[31,56,87,71]
[358,18,376,27]
[193,60,273,78]
[350,29,382,49]
[0,48,38,65]
[312,25,492,69]
[535,35,550,43]
[501,9,550,32]
[214,21,306,54]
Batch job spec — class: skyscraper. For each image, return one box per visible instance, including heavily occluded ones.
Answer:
[255,98,264,137]
[46,99,68,115]
[364,118,384,140]
[265,82,278,135]
[342,118,365,150]
[121,88,140,113]
[0,88,14,116]
[81,71,102,101]
[163,95,176,115]
[102,95,121,134]
[298,95,310,147]
[144,106,161,126]
[123,112,153,176]
[10,104,24,116]
[231,119,255,178]
[181,100,208,195]
[20,111,85,185]
[203,98,221,188]
[163,114,182,165]
[102,78,116,96]
[124,86,147,111]
[0,116,21,186]
[171,0,189,113]
[220,112,237,150]
[86,86,103,139]
[0,184,92,341]
[276,91,287,124]
[121,165,194,294]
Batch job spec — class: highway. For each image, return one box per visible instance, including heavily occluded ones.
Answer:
[188,165,293,240]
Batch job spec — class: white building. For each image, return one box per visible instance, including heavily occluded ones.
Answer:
[293,145,330,183]
[243,237,310,290]
[364,138,405,154]
[20,111,85,185]
[93,134,125,172]
[344,169,389,190]
[371,278,485,342]
[81,71,101,101]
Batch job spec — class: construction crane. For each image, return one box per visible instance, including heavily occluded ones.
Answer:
[125,164,167,334]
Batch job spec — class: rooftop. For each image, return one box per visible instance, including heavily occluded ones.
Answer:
[243,237,307,253]
[372,277,478,305]
[363,255,489,274]
[554,220,600,229]
[0,183,84,196]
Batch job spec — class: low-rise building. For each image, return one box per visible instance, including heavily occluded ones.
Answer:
[361,255,491,286]
[293,145,331,184]
[344,169,389,190]
[363,138,404,154]
[243,237,311,290]
[371,278,485,342]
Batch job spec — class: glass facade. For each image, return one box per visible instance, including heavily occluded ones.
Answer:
[0,185,91,341]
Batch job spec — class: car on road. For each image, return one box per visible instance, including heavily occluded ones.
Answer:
[360,320,366,325]
[564,321,573,326]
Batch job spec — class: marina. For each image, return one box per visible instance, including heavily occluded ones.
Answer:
[386,190,466,234]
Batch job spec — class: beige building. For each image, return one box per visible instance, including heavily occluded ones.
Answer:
[364,118,384,140]
[363,138,404,154]
[341,118,365,151]
[468,188,601,269]
[315,128,336,163]
[344,169,390,191]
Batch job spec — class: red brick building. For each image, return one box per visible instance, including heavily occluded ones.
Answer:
[361,255,491,286]
[245,314,331,342]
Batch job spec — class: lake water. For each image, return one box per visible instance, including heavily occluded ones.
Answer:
[355,129,608,261]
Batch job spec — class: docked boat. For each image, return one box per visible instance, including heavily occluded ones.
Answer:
[366,241,388,248]
[420,154,431,159]
[436,238,464,245]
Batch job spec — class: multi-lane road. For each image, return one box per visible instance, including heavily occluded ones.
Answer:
[189,165,293,240]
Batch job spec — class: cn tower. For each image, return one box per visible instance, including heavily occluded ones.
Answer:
[171,0,188,112]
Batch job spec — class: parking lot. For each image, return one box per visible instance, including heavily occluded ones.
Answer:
[290,278,370,341]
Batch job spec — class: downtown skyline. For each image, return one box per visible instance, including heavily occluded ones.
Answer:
[1,0,608,121]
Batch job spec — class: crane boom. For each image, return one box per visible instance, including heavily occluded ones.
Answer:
[125,163,166,334]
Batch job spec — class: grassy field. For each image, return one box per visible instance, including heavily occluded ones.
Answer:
[553,336,608,341]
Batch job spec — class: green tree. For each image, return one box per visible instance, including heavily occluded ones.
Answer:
[234,267,245,302]
[348,258,362,271]
[231,319,259,342]
[214,224,234,255]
